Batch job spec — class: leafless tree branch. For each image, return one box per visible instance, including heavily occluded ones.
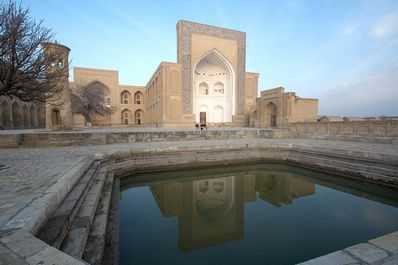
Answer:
[0,1,65,103]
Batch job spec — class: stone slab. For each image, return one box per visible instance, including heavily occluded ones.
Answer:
[297,250,359,265]
[373,255,398,265]
[345,243,389,264]
[0,230,47,259]
[26,246,88,265]
[369,231,398,255]
[0,242,28,265]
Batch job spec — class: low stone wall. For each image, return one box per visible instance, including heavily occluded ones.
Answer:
[289,120,398,144]
[0,129,292,148]
[0,134,22,148]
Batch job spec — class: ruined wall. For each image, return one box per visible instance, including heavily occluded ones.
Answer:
[289,120,398,143]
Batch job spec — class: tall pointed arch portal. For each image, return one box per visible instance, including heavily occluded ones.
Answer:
[193,50,235,123]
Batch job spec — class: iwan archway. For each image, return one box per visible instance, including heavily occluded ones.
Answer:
[193,50,235,124]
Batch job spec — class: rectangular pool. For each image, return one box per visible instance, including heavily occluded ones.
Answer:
[119,163,398,265]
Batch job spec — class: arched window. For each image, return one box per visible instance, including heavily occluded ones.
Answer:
[213,82,224,95]
[134,91,143,104]
[106,98,111,106]
[199,82,209,95]
[120,91,131,104]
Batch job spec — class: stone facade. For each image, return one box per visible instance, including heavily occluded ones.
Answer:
[251,87,318,128]
[0,20,318,129]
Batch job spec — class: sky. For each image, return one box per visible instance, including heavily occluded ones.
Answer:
[21,0,398,116]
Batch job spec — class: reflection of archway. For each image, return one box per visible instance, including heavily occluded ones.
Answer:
[1,101,12,129]
[135,109,144,125]
[266,102,277,127]
[194,177,234,224]
[121,109,131,125]
[121,90,131,104]
[12,102,22,129]
[134,91,143,104]
[193,50,235,123]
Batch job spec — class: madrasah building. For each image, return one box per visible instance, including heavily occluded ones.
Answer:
[0,20,318,130]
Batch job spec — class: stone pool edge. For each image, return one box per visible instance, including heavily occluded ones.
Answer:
[0,141,397,264]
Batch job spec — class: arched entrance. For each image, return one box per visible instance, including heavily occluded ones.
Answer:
[121,109,131,125]
[193,50,235,123]
[0,101,12,129]
[12,102,22,129]
[135,109,144,125]
[266,102,277,127]
[51,109,61,127]
[199,105,208,124]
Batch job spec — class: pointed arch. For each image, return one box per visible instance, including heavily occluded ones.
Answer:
[12,102,22,129]
[29,105,37,128]
[121,90,131,104]
[0,101,12,129]
[199,82,209,95]
[38,107,45,128]
[23,104,30,128]
[121,108,132,125]
[134,91,143,104]
[135,109,144,125]
[193,49,235,123]
[266,102,277,127]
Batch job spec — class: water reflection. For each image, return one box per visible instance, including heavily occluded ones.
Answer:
[149,171,315,252]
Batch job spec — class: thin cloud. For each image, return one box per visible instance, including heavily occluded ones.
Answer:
[372,11,398,38]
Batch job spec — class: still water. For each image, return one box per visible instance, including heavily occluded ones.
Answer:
[119,163,398,265]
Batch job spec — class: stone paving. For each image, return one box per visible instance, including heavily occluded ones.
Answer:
[0,137,397,264]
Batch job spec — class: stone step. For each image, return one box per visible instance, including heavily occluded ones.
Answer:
[36,160,100,248]
[82,172,115,265]
[60,167,108,258]
[289,151,398,177]
[287,153,398,186]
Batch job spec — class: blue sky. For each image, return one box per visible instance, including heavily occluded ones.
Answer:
[22,0,398,116]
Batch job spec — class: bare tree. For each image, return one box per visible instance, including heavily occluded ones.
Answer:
[71,82,113,124]
[0,1,65,102]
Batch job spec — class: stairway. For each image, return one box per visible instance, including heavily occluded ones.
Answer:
[37,159,115,265]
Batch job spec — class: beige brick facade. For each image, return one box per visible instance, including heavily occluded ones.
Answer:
[0,20,318,129]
